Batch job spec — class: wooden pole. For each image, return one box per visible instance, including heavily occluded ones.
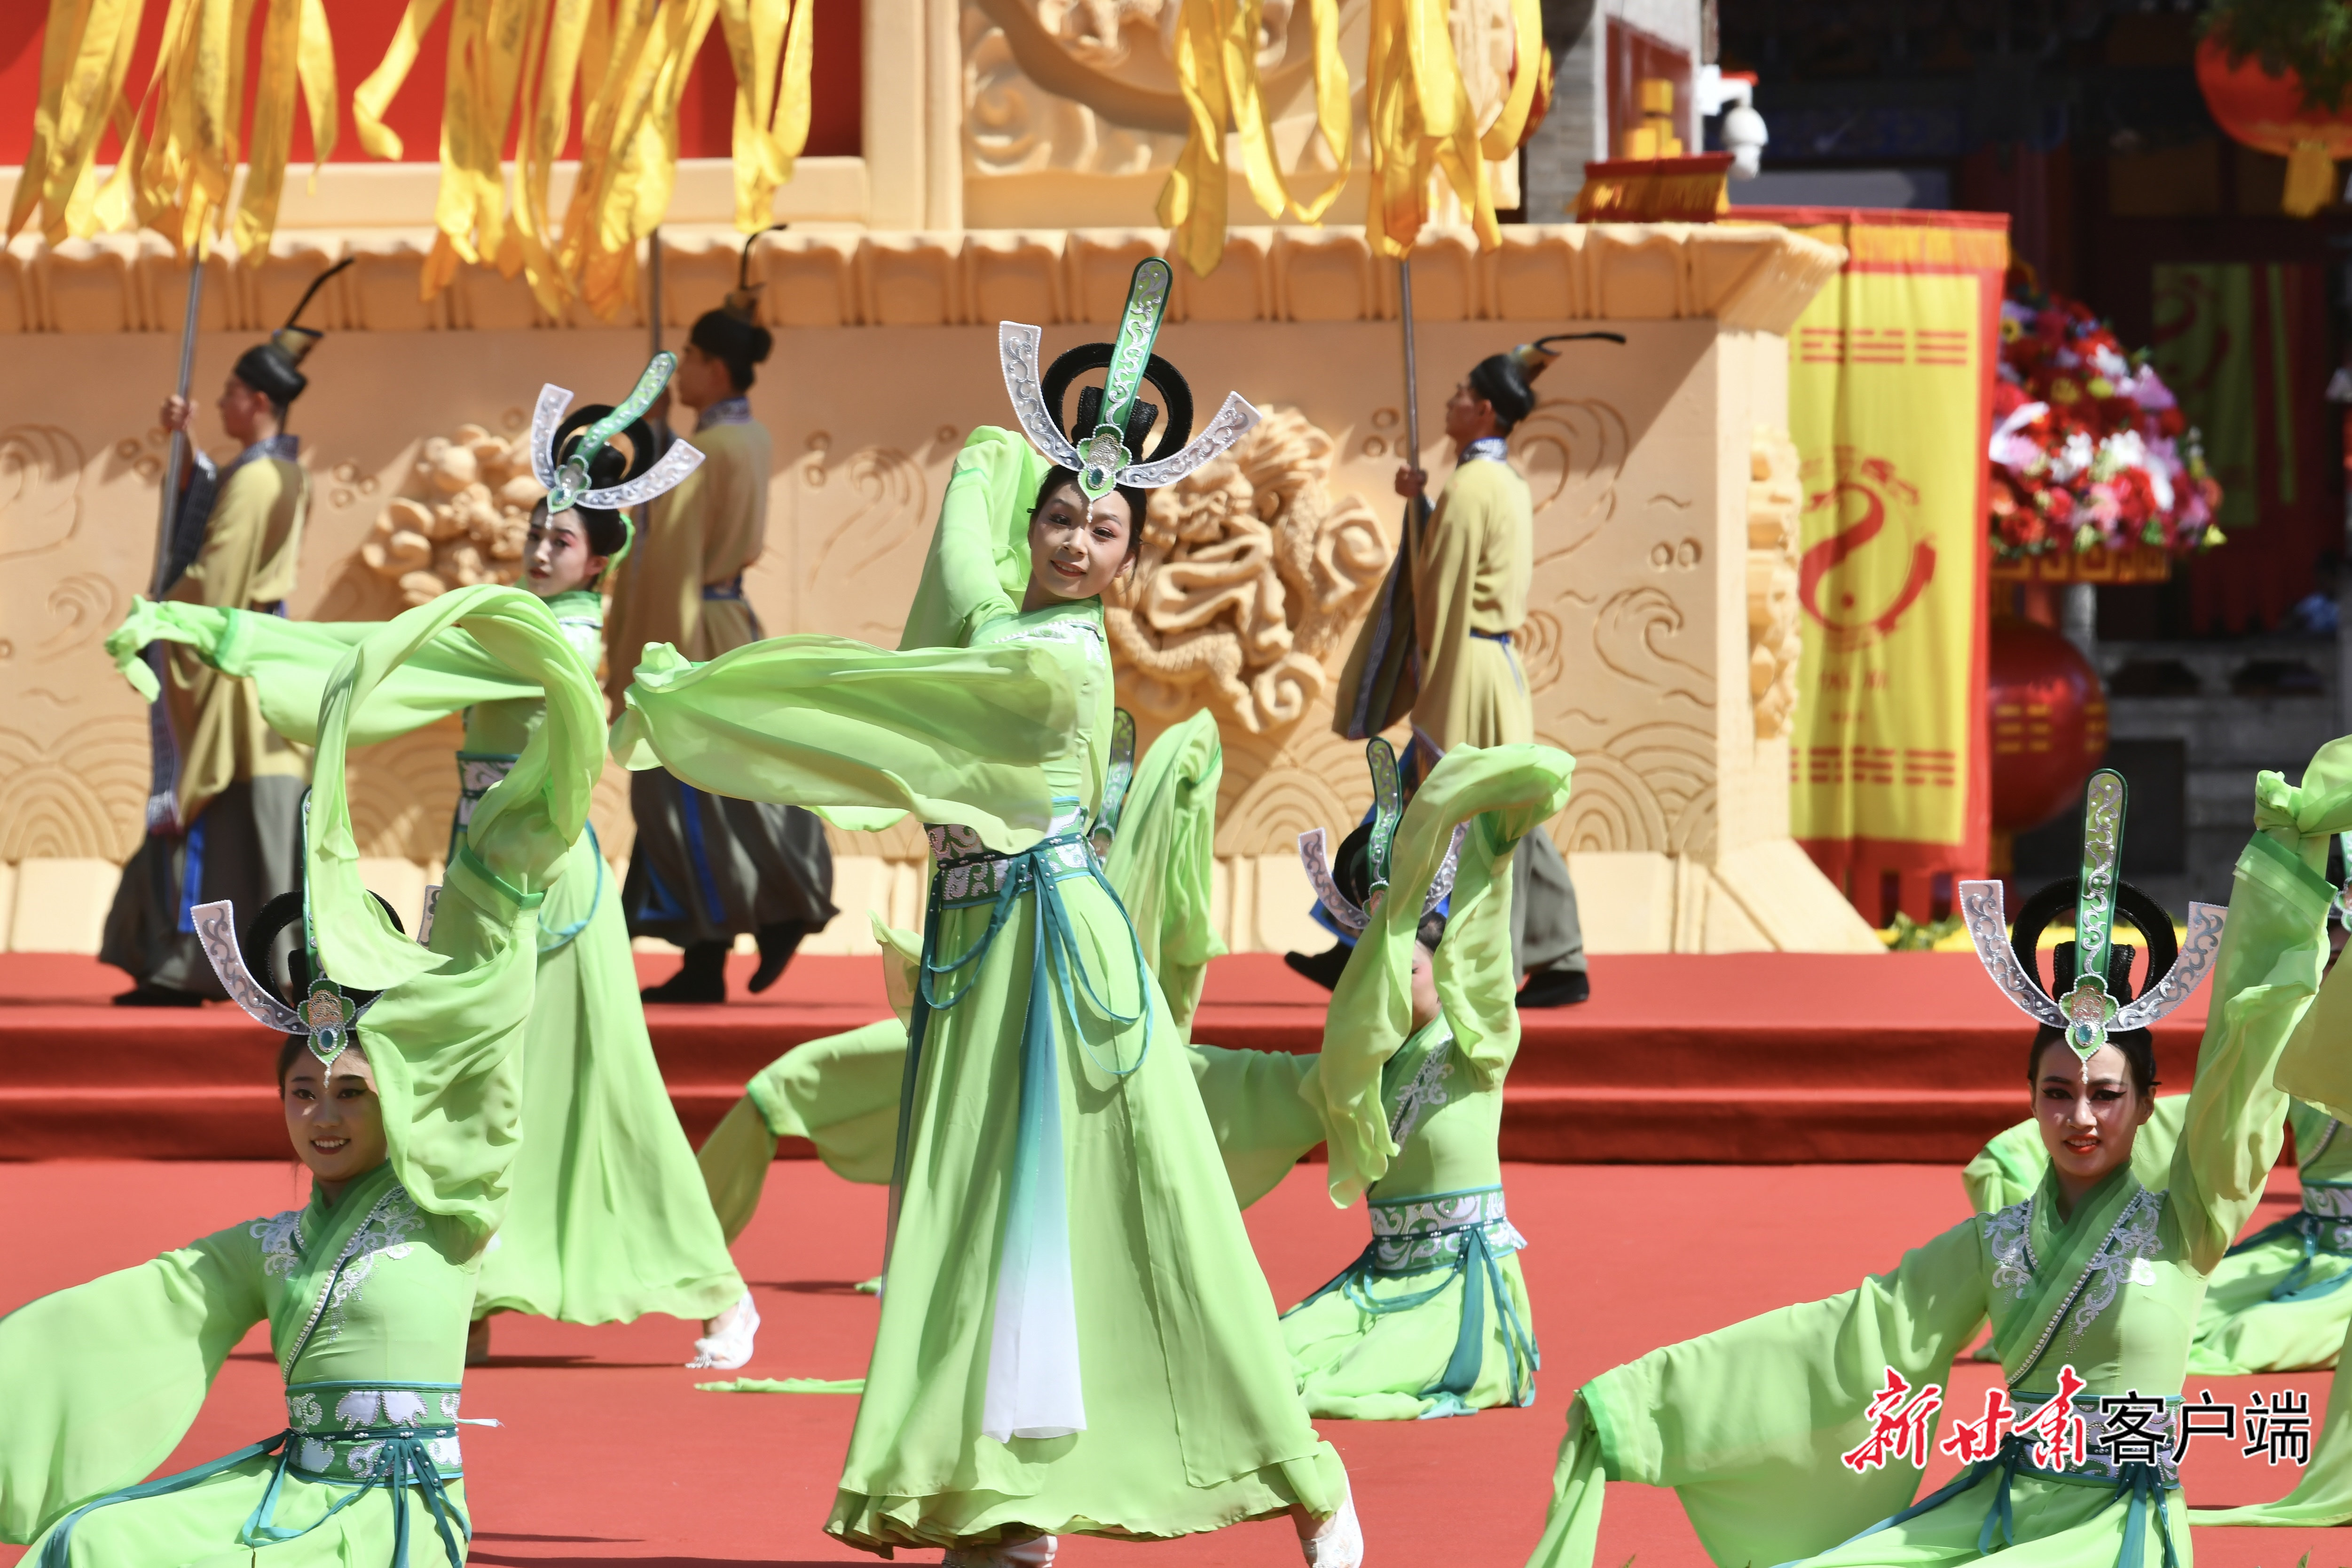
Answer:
[151,255,205,595]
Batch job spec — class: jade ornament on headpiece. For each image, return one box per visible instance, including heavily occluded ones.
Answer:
[531,353,706,514]
[1958,766,2226,1061]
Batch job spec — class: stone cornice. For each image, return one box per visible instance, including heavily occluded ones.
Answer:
[0,221,1845,336]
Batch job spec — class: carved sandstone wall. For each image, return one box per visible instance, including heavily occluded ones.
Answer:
[0,221,1875,955]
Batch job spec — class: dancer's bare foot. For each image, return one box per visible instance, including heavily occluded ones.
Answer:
[1294,1492,1362,1568]
[465,1316,491,1367]
[687,1291,759,1370]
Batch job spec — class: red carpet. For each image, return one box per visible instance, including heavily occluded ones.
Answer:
[0,1158,2338,1568]
[0,950,2213,1164]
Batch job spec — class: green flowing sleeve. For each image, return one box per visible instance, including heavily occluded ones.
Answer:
[897,426,1047,652]
[1526,1215,1990,1568]
[1961,1094,2188,1211]
[309,585,606,1253]
[0,1220,267,1544]
[2164,747,2350,1274]
[1105,709,1227,1034]
[1316,743,1574,1206]
[610,638,1078,855]
[106,596,547,747]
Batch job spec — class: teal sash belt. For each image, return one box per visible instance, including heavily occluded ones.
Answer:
[1801,1395,2184,1568]
[448,751,602,953]
[39,1380,468,1568]
[888,815,1152,1438]
[1289,1184,1539,1416]
[2226,1179,2352,1302]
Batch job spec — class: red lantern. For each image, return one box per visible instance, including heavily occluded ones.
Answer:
[1988,619,2109,833]
[2195,38,2352,216]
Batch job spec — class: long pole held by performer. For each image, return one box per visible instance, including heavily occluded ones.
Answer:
[151,257,204,596]
[1398,257,1419,474]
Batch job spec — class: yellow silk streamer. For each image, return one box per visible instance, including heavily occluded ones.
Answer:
[1364,0,1496,259]
[353,0,450,159]
[229,0,304,258]
[713,0,814,232]
[8,0,146,244]
[1477,0,1542,159]
[16,0,332,259]
[1159,0,1354,277]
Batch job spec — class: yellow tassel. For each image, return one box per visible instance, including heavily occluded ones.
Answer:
[2283,141,2336,218]
[353,0,451,161]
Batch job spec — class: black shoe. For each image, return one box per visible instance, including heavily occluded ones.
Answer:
[1283,943,1353,992]
[1517,968,1590,1008]
[113,984,205,1008]
[642,941,729,1004]
[747,922,806,995]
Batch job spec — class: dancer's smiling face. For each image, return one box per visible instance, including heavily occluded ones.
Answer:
[1023,480,1135,609]
[2032,1037,2152,1210]
[525,509,609,598]
[283,1043,389,1202]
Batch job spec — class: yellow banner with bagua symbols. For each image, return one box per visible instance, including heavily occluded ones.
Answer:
[1735,208,2005,925]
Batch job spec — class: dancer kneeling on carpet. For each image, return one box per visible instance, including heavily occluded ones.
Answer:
[1965,1064,2352,1377]
[103,357,756,1373]
[1249,738,1569,1419]
[1524,753,2340,1568]
[1,584,600,1568]
[612,259,1359,1565]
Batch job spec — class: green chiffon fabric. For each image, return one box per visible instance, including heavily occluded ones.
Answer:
[622,427,1344,1552]
[107,590,746,1326]
[1276,744,1570,1421]
[1526,741,2352,1568]
[1967,1095,2352,1375]
[697,709,1232,1240]
[9,585,604,1566]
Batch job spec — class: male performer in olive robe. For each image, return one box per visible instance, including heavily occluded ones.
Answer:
[1305,337,1591,1007]
[608,262,835,1003]
[102,323,323,1004]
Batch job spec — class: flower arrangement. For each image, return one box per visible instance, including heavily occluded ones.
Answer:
[1987,273,2225,564]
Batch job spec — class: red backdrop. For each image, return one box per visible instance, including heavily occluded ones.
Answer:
[0,0,862,169]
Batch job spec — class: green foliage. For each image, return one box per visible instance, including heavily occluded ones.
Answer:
[1880,912,1966,951]
[2201,0,2352,114]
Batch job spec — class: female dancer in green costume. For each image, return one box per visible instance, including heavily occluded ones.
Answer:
[102,361,754,1371]
[613,260,1358,1565]
[1257,740,1569,1419]
[1968,1087,2352,1374]
[2,583,603,1567]
[1525,754,2345,1568]
[1961,875,2352,1377]
[695,706,1228,1236]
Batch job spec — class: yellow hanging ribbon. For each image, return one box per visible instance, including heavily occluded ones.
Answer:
[1364,0,1496,259]
[1159,0,1354,277]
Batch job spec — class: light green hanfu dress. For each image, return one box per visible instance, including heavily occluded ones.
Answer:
[103,588,747,1329]
[613,427,1345,1552]
[4,585,604,1568]
[1968,1092,2352,1374]
[696,707,1228,1238]
[1272,744,1569,1420]
[1524,750,2352,1568]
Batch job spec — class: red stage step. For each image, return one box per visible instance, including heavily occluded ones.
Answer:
[0,950,2211,1163]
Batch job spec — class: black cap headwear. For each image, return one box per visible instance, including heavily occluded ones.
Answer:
[232,257,354,412]
[1465,331,1628,429]
[688,224,787,392]
[1960,767,2226,1061]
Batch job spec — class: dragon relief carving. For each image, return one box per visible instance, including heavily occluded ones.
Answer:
[1104,405,1388,735]
[323,426,542,618]
[1746,428,1801,741]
